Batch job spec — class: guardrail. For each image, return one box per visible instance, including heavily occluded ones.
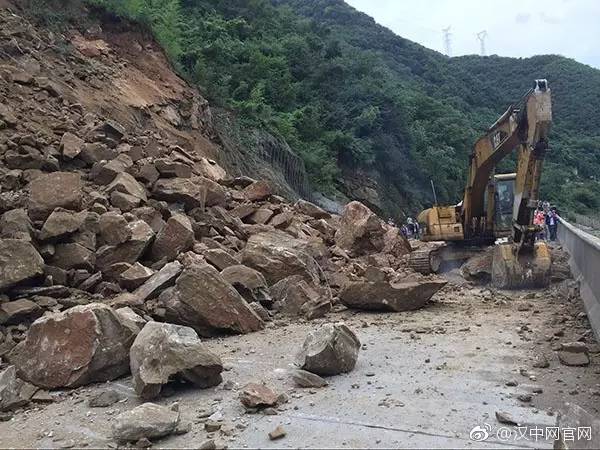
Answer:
[558,217,600,340]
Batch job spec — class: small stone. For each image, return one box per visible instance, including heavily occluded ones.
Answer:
[268,425,286,440]
[88,389,124,407]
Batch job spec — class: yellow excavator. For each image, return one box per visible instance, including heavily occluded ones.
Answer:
[415,79,552,289]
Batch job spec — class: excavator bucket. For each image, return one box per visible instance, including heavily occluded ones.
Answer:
[491,242,551,289]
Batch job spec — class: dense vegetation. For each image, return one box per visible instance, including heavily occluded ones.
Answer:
[30,0,600,217]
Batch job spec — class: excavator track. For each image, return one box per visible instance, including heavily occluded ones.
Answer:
[408,249,441,275]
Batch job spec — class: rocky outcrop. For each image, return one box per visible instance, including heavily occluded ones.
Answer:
[130,322,223,400]
[296,324,360,376]
[340,279,447,312]
[7,303,135,388]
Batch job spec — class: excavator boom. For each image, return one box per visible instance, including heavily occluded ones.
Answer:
[416,80,553,289]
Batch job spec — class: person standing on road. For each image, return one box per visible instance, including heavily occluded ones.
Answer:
[534,208,546,240]
[546,208,560,241]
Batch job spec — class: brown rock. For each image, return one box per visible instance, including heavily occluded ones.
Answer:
[340,279,447,312]
[7,303,135,388]
[220,265,271,306]
[118,263,155,290]
[98,211,131,246]
[38,208,86,241]
[204,248,238,271]
[294,200,330,219]
[28,172,82,220]
[150,214,193,261]
[334,201,386,256]
[153,177,226,209]
[271,275,331,319]
[296,324,360,376]
[557,342,590,366]
[160,263,264,336]
[59,132,84,159]
[130,322,223,400]
[96,220,155,271]
[112,403,179,443]
[291,369,328,388]
[107,172,147,202]
[134,261,183,301]
[240,382,278,408]
[268,425,286,441]
[0,239,45,292]
[0,299,42,325]
[91,154,133,185]
[239,230,320,285]
[243,180,272,201]
[269,211,294,229]
[0,365,33,411]
[155,159,192,178]
[52,243,95,271]
[247,208,274,225]
[0,209,33,240]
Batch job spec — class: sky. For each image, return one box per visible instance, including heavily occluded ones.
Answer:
[345,0,600,69]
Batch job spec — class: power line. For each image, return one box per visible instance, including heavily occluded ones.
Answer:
[442,26,452,56]
[476,30,488,56]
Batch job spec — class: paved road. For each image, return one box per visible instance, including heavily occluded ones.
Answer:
[1,281,598,449]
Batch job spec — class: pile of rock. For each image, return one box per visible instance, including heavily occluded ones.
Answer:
[0,6,449,421]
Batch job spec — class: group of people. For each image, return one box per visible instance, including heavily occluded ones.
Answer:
[533,201,560,241]
[389,217,420,239]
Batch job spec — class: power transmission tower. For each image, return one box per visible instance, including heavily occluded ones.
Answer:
[442,26,452,56]
[476,30,488,56]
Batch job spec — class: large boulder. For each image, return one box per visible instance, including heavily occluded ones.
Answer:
[296,324,360,376]
[160,263,264,336]
[220,265,272,306]
[340,279,447,312]
[7,303,135,388]
[38,208,87,241]
[96,220,155,271]
[243,180,272,201]
[0,239,44,292]
[150,214,194,261]
[98,211,131,246]
[130,322,223,400]
[294,200,330,219]
[271,275,331,319]
[134,261,182,301]
[153,177,226,209]
[239,230,320,285]
[112,403,180,443]
[0,365,34,412]
[0,209,33,240]
[334,201,386,256]
[28,172,82,220]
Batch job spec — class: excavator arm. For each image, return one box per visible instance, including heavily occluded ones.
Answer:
[462,79,552,248]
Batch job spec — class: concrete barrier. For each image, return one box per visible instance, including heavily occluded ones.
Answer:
[557,217,600,341]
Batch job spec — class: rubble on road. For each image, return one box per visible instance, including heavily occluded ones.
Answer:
[112,402,180,443]
[239,382,279,409]
[130,322,223,399]
[296,324,361,376]
[7,303,135,388]
[339,279,447,312]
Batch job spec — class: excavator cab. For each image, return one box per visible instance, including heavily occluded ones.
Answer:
[491,173,516,236]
